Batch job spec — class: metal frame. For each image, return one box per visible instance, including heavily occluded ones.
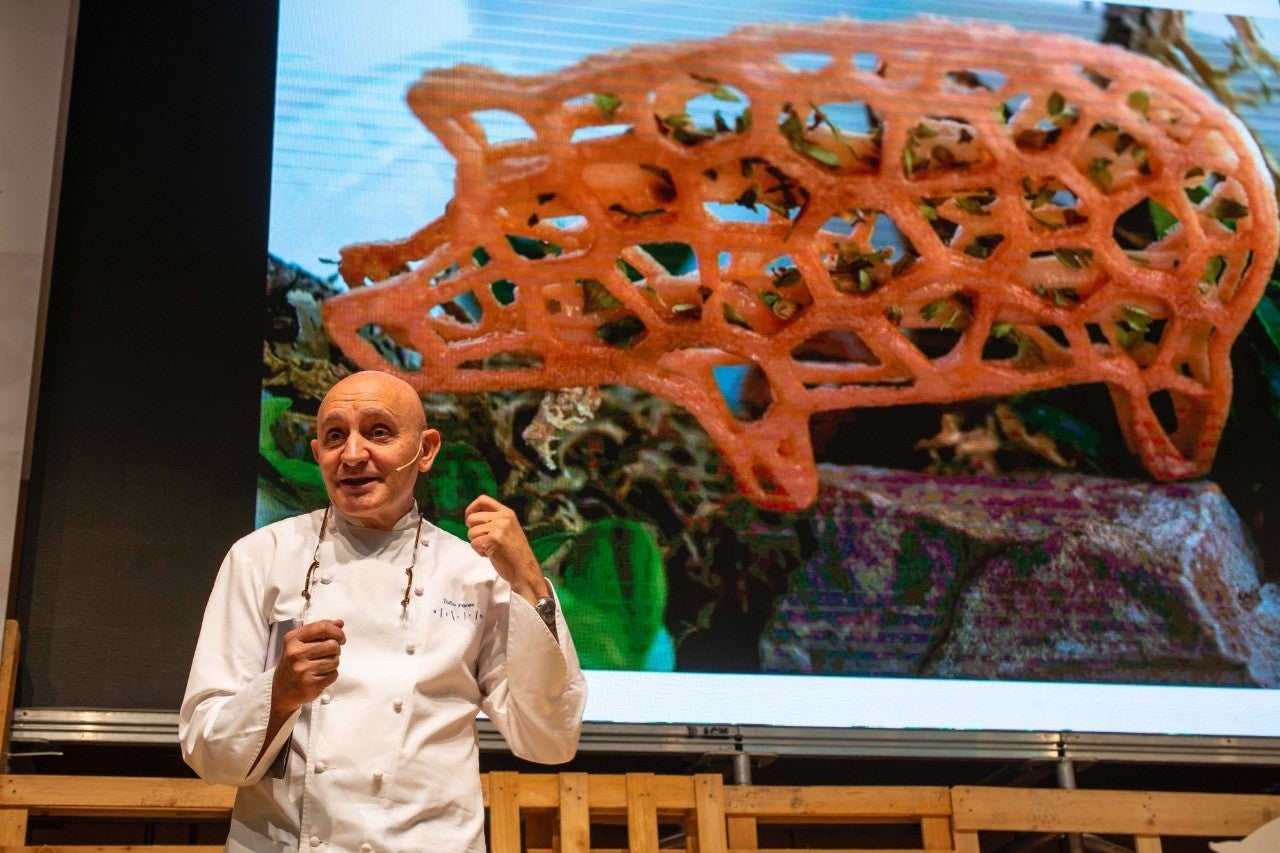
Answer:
[11,709,1280,765]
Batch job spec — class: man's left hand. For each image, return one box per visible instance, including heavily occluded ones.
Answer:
[464,494,548,605]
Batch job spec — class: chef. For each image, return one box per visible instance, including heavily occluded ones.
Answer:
[180,370,587,852]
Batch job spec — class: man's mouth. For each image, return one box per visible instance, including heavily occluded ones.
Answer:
[339,476,380,488]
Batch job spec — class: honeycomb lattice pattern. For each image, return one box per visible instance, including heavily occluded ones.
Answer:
[327,19,1278,510]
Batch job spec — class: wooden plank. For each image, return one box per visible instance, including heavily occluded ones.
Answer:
[626,773,658,853]
[951,787,1280,836]
[0,623,20,768]
[725,786,952,819]
[0,777,233,818]
[0,809,24,846]
[0,847,225,852]
[727,849,953,853]
[1134,837,1163,853]
[558,772,590,853]
[726,816,758,850]
[488,771,522,853]
[516,774,560,810]
[692,775,727,853]
[951,829,981,853]
[921,814,952,849]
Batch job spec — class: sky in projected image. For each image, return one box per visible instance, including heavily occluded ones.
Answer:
[267,0,1280,736]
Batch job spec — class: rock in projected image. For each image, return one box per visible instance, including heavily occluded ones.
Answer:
[763,467,1280,686]
[324,18,1277,511]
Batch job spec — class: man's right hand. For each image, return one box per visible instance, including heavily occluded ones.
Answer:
[272,618,346,714]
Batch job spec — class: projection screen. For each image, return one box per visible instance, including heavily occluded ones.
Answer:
[262,0,1280,744]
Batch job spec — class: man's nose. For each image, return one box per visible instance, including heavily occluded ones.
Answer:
[339,434,370,463]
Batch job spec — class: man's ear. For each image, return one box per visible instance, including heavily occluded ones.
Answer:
[419,428,443,473]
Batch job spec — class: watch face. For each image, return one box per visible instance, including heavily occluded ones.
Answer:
[535,597,556,622]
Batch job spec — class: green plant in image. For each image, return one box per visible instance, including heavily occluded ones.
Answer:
[259,392,327,504]
[420,442,674,671]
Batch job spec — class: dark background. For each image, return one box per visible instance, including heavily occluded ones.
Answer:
[14,0,277,709]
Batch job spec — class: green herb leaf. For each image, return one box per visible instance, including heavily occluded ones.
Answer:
[723,303,752,329]
[581,278,623,313]
[594,93,622,119]
[608,203,667,220]
[1053,247,1094,270]
[596,314,646,348]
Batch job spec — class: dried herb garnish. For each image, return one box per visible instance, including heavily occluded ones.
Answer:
[1053,247,1094,270]
[608,203,667,220]
[963,234,1004,260]
[1032,284,1080,306]
[536,192,557,205]
[989,323,1046,366]
[580,278,623,313]
[658,112,716,146]
[1114,305,1154,350]
[829,243,891,293]
[903,122,939,177]
[891,240,920,277]
[1214,198,1250,221]
[772,267,804,289]
[596,314,646,348]
[594,93,622,119]
[777,103,843,169]
[1202,254,1226,285]
[723,303,752,329]
[1089,157,1115,191]
[759,290,801,319]
[1127,90,1151,117]
[920,295,972,330]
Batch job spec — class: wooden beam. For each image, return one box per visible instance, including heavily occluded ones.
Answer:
[0,847,224,852]
[725,786,953,820]
[0,623,19,768]
[951,787,1280,836]
[626,773,658,852]
[558,772,590,853]
[725,815,758,850]
[0,777,233,819]
[0,809,25,846]
[692,774,727,853]
[921,814,952,849]
[488,771,522,853]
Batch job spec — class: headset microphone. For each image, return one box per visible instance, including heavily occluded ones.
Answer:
[394,444,424,472]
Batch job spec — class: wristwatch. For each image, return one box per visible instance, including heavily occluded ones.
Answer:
[534,593,557,629]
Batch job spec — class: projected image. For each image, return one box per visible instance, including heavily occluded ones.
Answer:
[262,1,1280,711]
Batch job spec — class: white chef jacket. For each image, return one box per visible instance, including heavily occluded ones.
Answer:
[180,506,587,853]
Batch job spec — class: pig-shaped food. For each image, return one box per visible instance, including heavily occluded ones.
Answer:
[327,18,1278,510]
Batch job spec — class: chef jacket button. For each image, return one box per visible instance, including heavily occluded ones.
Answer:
[392,697,404,712]
[320,574,332,584]
[405,642,416,654]
[309,836,321,848]
[372,769,383,782]
[361,845,373,853]
[414,585,424,596]
[314,760,328,773]
[320,692,332,704]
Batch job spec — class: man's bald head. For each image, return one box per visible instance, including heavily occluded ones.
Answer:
[318,371,426,432]
[310,371,440,529]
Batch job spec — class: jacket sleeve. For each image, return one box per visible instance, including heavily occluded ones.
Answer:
[178,544,301,786]
[478,580,587,764]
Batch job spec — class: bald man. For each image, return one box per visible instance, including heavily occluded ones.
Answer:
[181,371,586,853]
